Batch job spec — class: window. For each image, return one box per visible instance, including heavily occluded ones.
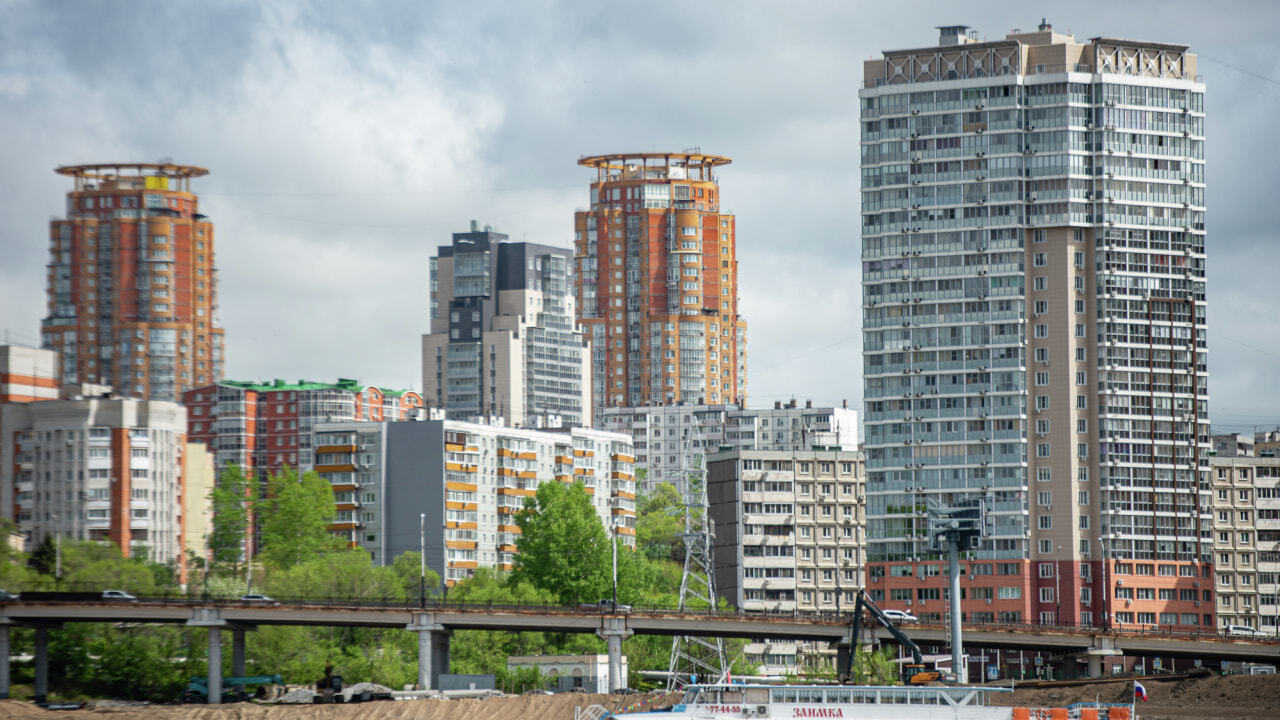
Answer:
[1034,300,1048,315]
[1035,324,1048,338]
[1037,442,1051,457]
[1079,491,1089,505]
[1074,299,1085,314]
[1037,467,1052,482]
[1038,515,1053,530]
[1076,371,1087,385]
[1036,395,1050,410]
[1039,587,1056,603]
[1033,252,1047,267]
[1075,347,1086,362]
[1034,276,1047,291]
[1075,323,1086,338]
[1034,347,1049,363]
[1039,539,1052,553]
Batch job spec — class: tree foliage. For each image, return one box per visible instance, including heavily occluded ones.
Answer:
[254,467,339,569]
[209,463,253,570]
[512,481,611,604]
[635,482,683,561]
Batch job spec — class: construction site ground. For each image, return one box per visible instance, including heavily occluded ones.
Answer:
[0,674,1274,719]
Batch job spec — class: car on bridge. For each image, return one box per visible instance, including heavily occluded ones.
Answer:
[101,590,137,602]
[1227,624,1269,638]
[240,594,277,604]
[881,609,917,624]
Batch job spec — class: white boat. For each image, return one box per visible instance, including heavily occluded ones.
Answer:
[606,683,1134,720]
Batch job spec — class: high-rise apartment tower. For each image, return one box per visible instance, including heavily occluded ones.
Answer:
[860,23,1208,629]
[424,223,591,427]
[574,153,747,413]
[42,163,223,401]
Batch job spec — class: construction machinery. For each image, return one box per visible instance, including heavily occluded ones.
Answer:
[180,674,285,703]
[838,589,942,685]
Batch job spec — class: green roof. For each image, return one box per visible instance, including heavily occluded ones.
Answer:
[217,378,417,395]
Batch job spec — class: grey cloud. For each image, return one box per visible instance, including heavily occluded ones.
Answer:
[1,0,1278,431]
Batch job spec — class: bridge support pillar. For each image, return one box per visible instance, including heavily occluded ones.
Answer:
[596,617,633,692]
[30,622,60,704]
[187,608,227,704]
[229,624,256,678]
[0,619,10,700]
[407,613,449,691]
[1085,636,1119,679]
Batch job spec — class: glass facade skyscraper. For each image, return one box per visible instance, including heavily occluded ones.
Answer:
[860,23,1209,628]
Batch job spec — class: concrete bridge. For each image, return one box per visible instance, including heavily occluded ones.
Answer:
[1,599,1276,703]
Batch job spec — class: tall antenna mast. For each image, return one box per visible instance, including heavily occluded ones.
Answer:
[666,423,726,689]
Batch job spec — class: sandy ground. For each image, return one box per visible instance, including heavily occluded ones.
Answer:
[991,673,1280,720]
[0,676,1274,719]
[0,693,628,720]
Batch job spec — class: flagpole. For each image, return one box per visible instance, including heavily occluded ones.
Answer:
[1131,679,1136,720]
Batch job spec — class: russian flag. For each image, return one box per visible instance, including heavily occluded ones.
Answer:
[1134,681,1148,702]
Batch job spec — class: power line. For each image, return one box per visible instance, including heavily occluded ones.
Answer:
[1198,53,1280,88]
[752,334,860,375]
[1208,329,1280,362]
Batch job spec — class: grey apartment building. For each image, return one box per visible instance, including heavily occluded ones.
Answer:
[423,223,591,428]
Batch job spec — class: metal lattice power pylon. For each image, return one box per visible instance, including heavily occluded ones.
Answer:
[666,449,727,689]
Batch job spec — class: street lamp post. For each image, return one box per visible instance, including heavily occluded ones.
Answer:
[419,513,426,608]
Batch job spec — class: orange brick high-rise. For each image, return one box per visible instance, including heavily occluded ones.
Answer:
[42,163,224,401]
[574,152,747,413]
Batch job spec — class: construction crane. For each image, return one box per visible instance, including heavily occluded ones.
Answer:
[838,589,942,685]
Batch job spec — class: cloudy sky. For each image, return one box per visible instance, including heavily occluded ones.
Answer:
[2,0,1279,433]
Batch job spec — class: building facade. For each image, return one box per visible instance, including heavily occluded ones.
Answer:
[0,396,187,565]
[0,346,58,403]
[182,378,422,480]
[1210,456,1280,635]
[708,449,866,673]
[42,163,224,401]
[599,400,858,494]
[574,152,747,414]
[311,419,635,583]
[861,23,1209,628]
[423,223,591,428]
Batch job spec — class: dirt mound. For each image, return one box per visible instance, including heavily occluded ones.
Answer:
[0,692,625,720]
[994,674,1280,720]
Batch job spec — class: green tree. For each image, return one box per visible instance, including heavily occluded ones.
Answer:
[850,644,899,685]
[209,463,253,571]
[635,482,684,561]
[254,467,338,569]
[446,568,592,675]
[391,550,441,604]
[250,549,420,688]
[28,534,57,577]
[512,481,610,604]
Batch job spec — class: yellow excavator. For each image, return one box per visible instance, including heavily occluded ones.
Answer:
[838,589,943,685]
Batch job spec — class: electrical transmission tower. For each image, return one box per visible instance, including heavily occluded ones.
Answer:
[666,440,726,689]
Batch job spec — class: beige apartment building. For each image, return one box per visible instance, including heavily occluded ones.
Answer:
[1210,456,1280,635]
[708,449,865,673]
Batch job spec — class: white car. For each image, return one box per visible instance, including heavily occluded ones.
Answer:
[882,609,918,623]
[101,589,138,602]
[1226,624,1267,638]
[241,594,277,604]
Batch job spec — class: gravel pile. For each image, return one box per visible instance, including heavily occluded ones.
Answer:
[273,687,318,704]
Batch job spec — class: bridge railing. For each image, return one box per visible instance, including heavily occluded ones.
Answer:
[5,587,1278,644]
